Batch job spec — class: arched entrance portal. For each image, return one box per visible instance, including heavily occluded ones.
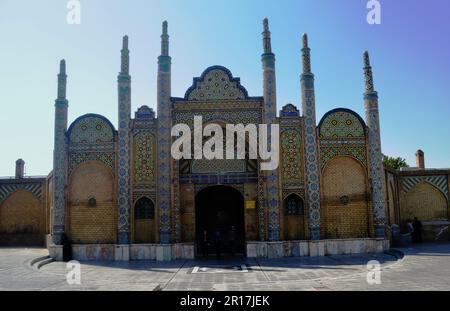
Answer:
[195,186,245,257]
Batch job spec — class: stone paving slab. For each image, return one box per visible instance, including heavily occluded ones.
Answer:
[1,243,450,291]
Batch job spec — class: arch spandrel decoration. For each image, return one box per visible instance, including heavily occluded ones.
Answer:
[183,66,249,101]
[401,175,449,199]
[0,182,43,204]
[67,114,116,175]
[68,114,115,144]
[318,108,368,169]
[319,109,366,139]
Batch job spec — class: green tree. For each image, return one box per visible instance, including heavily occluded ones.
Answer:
[382,154,409,170]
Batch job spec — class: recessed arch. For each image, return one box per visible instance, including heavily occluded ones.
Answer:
[403,181,448,221]
[67,160,116,244]
[321,155,370,238]
[283,193,306,241]
[283,193,305,216]
[0,189,43,236]
[133,196,156,243]
[195,185,245,257]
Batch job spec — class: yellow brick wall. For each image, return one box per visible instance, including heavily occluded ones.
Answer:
[67,161,117,244]
[321,156,370,238]
[0,189,44,234]
[180,184,195,242]
[134,219,156,243]
[283,215,306,240]
[401,182,448,221]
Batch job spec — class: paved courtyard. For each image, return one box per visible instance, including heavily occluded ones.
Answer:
[0,243,449,291]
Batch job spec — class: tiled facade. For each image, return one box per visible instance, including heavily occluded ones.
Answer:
[0,20,449,256]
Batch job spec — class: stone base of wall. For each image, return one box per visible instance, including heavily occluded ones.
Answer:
[246,238,389,258]
[48,243,195,262]
[48,239,388,261]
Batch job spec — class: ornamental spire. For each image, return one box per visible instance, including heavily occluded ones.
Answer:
[120,35,130,75]
[262,18,272,54]
[161,21,169,56]
[57,59,67,99]
[301,33,311,74]
[363,51,375,93]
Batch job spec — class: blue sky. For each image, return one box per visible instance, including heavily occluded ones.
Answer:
[0,0,449,176]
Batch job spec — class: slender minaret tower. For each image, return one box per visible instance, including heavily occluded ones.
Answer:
[301,34,321,240]
[117,36,132,244]
[363,51,387,238]
[157,21,172,244]
[261,18,280,241]
[52,59,68,244]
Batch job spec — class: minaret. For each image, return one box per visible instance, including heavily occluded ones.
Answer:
[157,21,172,244]
[261,18,280,241]
[52,59,69,245]
[301,34,321,240]
[117,36,132,244]
[363,51,387,238]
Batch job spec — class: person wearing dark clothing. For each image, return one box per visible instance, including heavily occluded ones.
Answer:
[61,233,72,262]
[214,228,222,258]
[229,226,236,257]
[412,217,423,243]
[201,230,209,258]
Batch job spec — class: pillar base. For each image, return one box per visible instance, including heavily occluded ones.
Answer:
[375,224,385,238]
[156,245,172,261]
[48,244,63,261]
[117,232,130,244]
[52,232,63,245]
[159,232,171,244]
[309,227,320,240]
[114,245,130,261]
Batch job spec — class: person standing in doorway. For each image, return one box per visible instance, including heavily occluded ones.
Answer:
[201,230,209,258]
[214,228,222,258]
[229,226,236,256]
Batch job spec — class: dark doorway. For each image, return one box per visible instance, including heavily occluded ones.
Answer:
[195,185,245,258]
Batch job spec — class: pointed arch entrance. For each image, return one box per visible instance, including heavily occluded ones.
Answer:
[195,185,245,257]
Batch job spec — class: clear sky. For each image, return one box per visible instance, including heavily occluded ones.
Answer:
[0,0,449,176]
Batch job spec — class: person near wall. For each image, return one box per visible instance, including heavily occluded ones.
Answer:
[412,217,423,243]
[61,233,72,262]
[201,230,209,258]
[229,226,236,257]
[214,228,222,258]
